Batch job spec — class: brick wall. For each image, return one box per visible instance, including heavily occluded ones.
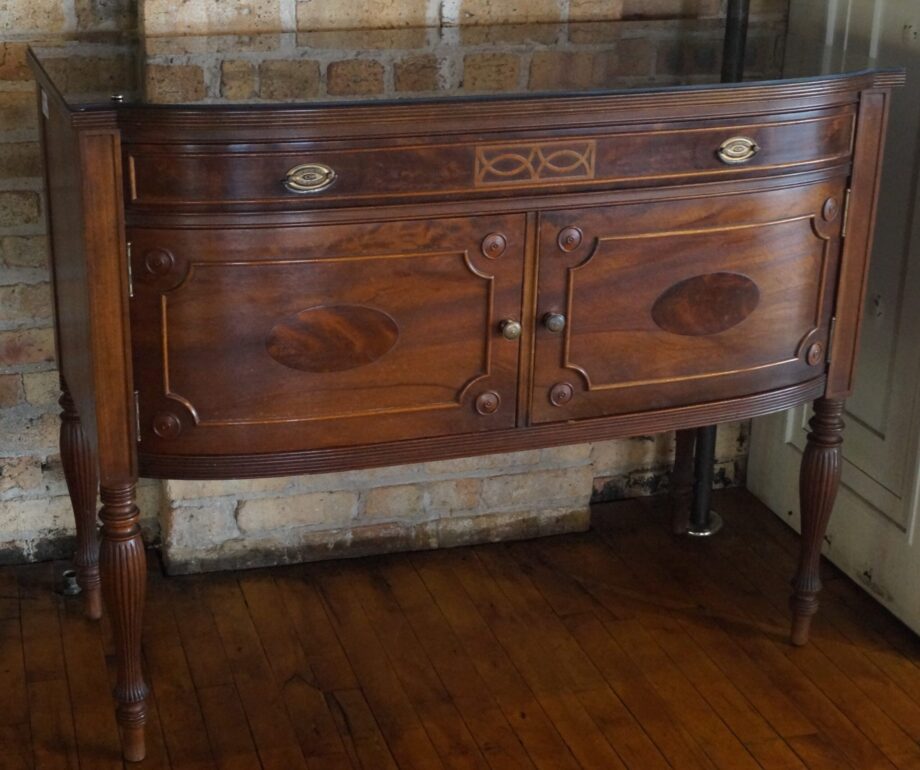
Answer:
[0,0,164,562]
[124,17,784,106]
[0,0,781,571]
[139,0,787,35]
[163,428,748,573]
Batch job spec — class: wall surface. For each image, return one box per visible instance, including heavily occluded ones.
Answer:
[0,0,783,571]
[0,0,165,565]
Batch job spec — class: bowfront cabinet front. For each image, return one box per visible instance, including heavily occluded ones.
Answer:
[532,178,845,422]
[28,25,903,761]
[129,215,527,453]
[130,177,847,454]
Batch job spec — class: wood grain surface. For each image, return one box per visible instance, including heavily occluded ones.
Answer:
[5,491,920,770]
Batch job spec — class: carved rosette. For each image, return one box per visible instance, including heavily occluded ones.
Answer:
[557,226,583,253]
[143,248,175,277]
[549,382,574,406]
[481,233,507,259]
[806,342,825,366]
[475,391,501,415]
[134,245,188,293]
[152,411,183,440]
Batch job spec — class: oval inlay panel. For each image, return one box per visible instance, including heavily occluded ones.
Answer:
[266,305,399,373]
[651,272,760,336]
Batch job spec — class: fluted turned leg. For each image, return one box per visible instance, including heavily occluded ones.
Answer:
[670,429,696,534]
[791,397,845,646]
[99,483,148,762]
[59,383,102,620]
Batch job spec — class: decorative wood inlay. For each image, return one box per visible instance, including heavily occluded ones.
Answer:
[481,233,507,259]
[549,382,574,407]
[475,391,501,415]
[152,412,182,439]
[475,140,596,186]
[822,196,839,222]
[806,341,825,366]
[265,304,400,374]
[557,226,583,253]
[651,272,760,336]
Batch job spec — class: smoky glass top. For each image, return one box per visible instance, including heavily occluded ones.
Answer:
[27,19,885,110]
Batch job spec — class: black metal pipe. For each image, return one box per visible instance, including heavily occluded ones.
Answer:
[690,425,717,532]
[721,0,751,83]
[681,0,752,536]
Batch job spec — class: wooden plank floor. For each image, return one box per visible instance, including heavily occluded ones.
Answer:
[3,488,920,769]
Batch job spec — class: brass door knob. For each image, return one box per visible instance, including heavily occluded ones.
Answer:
[499,319,522,340]
[543,313,566,333]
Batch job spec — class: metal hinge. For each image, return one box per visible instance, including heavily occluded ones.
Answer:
[134,390,141,443]
[841,188,852,239]
[827,315,837,362]
[127,241,134,298]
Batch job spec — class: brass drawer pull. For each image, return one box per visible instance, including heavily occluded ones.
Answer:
[283,163,337,194]
[717,136,759,165]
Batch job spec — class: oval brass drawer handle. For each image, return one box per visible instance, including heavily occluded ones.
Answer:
[717,136,760,165]
[283,163,337,194]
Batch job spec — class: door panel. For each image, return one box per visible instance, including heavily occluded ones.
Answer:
[130,215,525,453]
[532,180,844,423]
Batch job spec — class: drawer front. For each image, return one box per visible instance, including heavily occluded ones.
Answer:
[530,178,845,423]
[125,107,854,210]
[130,215,525,454]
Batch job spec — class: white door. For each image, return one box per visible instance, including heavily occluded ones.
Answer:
[748,0,920,633]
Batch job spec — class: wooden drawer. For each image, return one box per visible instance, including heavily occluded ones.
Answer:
[530,177,845,423]
[125,107,855,210]
[129,214,525,454]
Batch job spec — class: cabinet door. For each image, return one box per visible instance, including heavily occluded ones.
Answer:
[531,180,845,423]
[130,215,524,454]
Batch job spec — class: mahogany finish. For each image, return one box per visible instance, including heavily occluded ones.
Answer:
[129,215,525,452]
[124,107,855,210]
[791,397,846,646]
[28,34,903,761]
[98,482,148,763]
[58,382,102,620]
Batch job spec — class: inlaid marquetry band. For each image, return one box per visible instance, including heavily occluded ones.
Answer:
[475,139,596,186]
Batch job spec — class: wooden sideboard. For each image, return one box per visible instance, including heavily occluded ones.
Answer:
[28,25,903,762]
